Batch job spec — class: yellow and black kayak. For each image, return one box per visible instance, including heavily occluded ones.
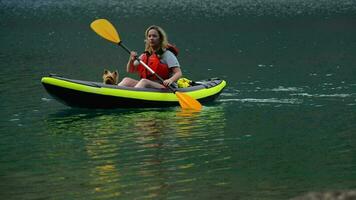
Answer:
[41,74,226,109]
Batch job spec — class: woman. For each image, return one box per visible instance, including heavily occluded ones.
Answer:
[118,25,182,88]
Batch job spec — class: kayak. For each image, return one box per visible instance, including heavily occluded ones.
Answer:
[41,74,226,109]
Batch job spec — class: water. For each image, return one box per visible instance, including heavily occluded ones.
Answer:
[1,0,356,199]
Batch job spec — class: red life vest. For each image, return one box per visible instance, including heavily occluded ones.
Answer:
[137,53,170,80]
[136,44,179,81]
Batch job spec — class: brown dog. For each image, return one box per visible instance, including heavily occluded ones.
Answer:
[102,70,119,85]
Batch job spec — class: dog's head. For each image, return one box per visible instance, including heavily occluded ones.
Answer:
[103,69,119,85]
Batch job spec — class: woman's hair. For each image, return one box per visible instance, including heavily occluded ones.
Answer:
[144,25,168,53]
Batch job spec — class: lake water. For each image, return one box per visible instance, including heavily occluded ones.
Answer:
[1,0,356,199]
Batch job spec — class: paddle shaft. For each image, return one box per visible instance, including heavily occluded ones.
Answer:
[118,42,176,92]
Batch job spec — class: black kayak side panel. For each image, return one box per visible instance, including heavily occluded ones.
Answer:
[43,83,223,109]
[42,83,178,108]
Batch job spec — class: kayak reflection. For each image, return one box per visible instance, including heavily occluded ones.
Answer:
[44,107,228,199]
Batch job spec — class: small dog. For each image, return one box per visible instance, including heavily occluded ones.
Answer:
[102,69,119,85]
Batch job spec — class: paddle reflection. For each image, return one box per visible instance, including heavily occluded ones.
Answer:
[44,106,228,199]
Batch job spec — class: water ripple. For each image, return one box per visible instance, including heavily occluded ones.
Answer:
[1,0,356,19]
[290,93,352,98]
[220,98,303,104]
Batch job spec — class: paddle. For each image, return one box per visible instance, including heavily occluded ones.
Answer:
[90,19,202,111]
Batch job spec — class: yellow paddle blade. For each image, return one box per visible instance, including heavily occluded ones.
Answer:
[90,19,120,44]
[176,92,202,111]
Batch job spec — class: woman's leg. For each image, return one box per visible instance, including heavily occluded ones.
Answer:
[134,79,165,89]
[118,77,139,87]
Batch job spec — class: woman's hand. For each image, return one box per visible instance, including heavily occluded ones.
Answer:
[130,51,137,61]
[127,51,138,72]
[163,67,182,87]
[163,78,173,86]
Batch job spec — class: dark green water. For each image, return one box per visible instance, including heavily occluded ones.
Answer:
[1,0,356,199]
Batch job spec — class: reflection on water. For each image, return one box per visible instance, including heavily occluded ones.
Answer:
[42,107,228,199]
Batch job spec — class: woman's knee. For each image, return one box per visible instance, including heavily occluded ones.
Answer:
[118,77,137,86]
[135,79,164,89]
[139,79,150,84]
[134,79,148,88]
[118,77,128,86]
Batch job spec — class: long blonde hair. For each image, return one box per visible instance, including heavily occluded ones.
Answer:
[144,25,169,54]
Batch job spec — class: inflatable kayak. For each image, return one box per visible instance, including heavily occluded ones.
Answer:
[41,74,226,109]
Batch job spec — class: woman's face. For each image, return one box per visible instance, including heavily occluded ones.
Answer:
[147,29,160,48]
